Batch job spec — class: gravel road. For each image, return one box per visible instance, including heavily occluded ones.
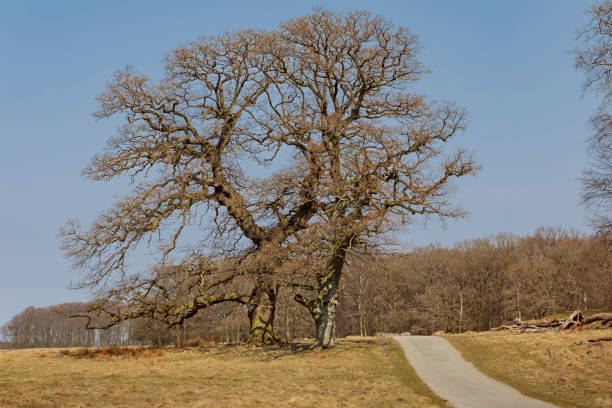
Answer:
[394,335,558,408]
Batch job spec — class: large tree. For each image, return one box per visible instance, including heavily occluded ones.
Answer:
[61,9,476,347]
[60,29,319,344]
[265,10,477,347]
[575,0,612,240]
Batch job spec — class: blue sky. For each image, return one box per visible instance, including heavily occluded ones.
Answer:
[0,0,598,326]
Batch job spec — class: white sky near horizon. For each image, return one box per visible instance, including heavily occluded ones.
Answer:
[0,0,600,327]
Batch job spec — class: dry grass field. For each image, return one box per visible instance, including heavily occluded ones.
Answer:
[445,327,612,408]
[0,338,448,408]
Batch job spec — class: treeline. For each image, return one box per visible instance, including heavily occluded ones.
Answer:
[284,227,611,337]
[0,302,251,348]
[2,228,610,348]
[0,304,130,348]
[337,227,611,335]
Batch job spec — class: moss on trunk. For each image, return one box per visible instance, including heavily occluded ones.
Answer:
[246,284,278,344]
[313,301,337,348]
[311,253,344,348]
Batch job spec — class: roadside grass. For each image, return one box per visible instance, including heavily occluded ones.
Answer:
[445,327,612,408]
[0,338,447,408]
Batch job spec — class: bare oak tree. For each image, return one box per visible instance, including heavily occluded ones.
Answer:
[263,10,477,347]
[60,9,476,348]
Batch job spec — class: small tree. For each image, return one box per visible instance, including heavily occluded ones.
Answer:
[575,0,612,240]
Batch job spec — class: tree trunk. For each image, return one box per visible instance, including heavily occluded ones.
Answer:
[311,253,345,348]
[358,301,365,337]
[285,308,291,341]
[246,283,278,344]
[293,246,348,348]
[313,301,337,348]
[516,286,521,322]
[582,312,612,325]
[459,289,463,333]
[358,275,366,337]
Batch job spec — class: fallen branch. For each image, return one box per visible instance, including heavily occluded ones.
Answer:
[580,313,612,326]
[575,336,612,345]
[559,310,583,330]
[491,310,610,333]
[491,325,516,331]
[535,319,561,328]
[519,328,548,333]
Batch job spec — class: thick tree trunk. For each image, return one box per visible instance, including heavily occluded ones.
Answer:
[313,304,337,348]
[311,253,345,348]
[246,283,278,344]
[581,312,612,325]
[293,246,348,348]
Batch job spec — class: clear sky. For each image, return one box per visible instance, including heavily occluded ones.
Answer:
[0,0,599,326]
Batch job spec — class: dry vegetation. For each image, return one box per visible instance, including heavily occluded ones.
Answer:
[445,326,612,408]
[57,346,166,359]
[0,338,447,408]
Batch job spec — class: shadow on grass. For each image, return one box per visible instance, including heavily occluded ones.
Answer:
[58,345,165,359]
[178,337,379,360]
[55,337,381,362]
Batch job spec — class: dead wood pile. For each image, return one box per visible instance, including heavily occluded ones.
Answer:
[491,311,612,334]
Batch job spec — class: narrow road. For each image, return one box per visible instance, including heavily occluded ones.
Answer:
[394,336,558,408]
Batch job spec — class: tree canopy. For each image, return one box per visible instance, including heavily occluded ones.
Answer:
[60,9,476,347]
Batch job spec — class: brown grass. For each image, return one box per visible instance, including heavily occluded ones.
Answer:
[445,327,612,408]
[174,336,216,348]
[58,345,165,359]
[0,338,448,408]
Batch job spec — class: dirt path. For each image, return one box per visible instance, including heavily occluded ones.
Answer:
[394,336,558,408]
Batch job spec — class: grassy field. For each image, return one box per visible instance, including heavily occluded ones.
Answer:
[445,328,612,408]
[0,337,448,408]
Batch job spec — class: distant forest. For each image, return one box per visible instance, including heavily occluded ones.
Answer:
[2,227,610,348]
